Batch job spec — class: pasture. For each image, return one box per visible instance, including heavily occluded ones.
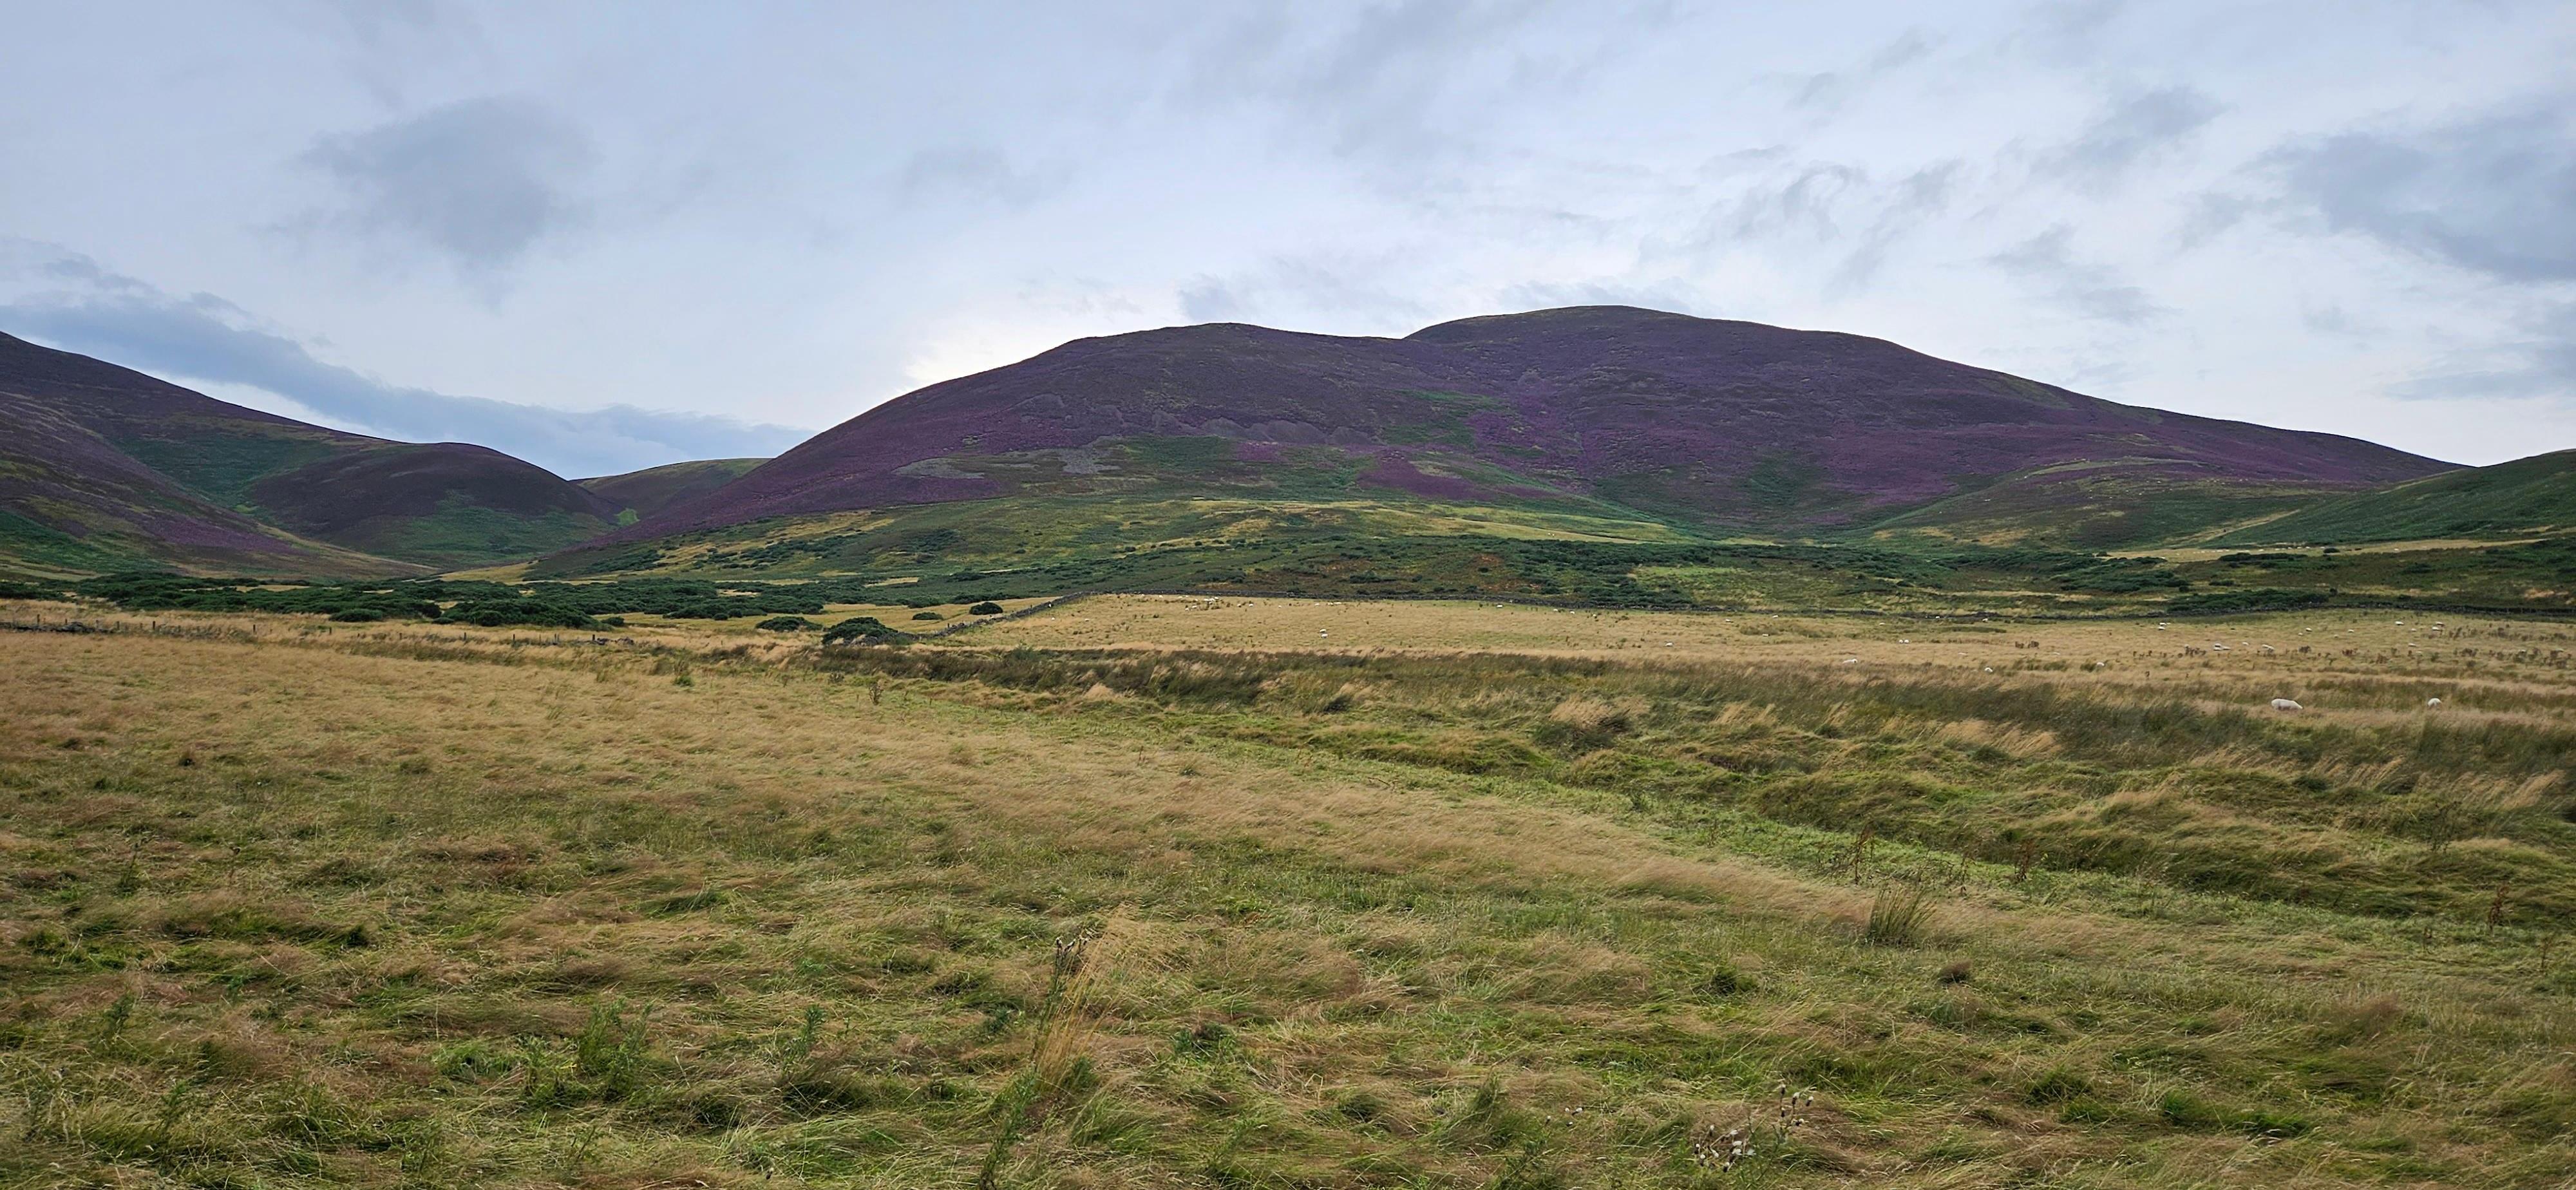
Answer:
[2,594,2571,1187]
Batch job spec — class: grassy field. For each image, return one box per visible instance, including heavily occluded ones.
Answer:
[3,595,2573,1188]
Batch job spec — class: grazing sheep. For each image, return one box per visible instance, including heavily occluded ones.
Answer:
[2427,697,2443,708]
[2271,698,2303,712]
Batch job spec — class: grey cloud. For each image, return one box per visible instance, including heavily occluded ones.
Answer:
[1790,29,1935,111]
[2391,302,2576,402]
[299,96,594,271]
[1496,278,1705,317]
[1176,278,1245,323]
[1185,1,1544,157]
[1,248,804,477]
[898,147,1066,210]
[2016,0,2128,66]
[2037,86,2222,187]
[1184,2,1671,162]
[1987,225,2164,325]
[1830,161,1961,292]
[1725,164,1868,240]
[2269,100,2576,283]
[1703,158,1964,293]
[1177,257,1432,326]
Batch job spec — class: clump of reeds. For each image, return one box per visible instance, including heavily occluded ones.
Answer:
[1865,885,1929,947]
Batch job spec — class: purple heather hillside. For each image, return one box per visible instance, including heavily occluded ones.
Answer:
[629,307,2448,539]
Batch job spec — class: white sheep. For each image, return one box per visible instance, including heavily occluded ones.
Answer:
[2271,698,2303,712]
[2427,697,2443,708]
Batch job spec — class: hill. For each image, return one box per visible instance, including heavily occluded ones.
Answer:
[581,458,768,522]
[2213,448,2576,545]
[0,332,622,574]
[575,307,2447,572]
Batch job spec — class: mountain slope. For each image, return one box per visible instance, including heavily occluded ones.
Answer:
[2214,448,2576,544]
[616,307,2449,551]
[581,458,768,522]
[0,331,621,574]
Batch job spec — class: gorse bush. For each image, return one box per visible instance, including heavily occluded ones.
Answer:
[822,616,907,646]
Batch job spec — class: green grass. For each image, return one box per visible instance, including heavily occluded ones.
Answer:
[315,496,615,572]
[1864,464,2334,550]
[107,420,348,510]
[2217,449,2576,545]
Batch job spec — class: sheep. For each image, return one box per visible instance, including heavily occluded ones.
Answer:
[2271,698,2303,712]
[2426,697,2443,708]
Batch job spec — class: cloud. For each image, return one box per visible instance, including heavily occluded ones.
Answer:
[897,147,1066,209]
[0,245,805,477]
[1183,1,1545,158]
[2391,301,2576,402]
[2268,100,2576,283]
[2036,86,2222,187]
[1182,2,1674,165]
[1177,256,1433,327]
[1495,277,1705,318]
[1788,29,1935,111]
[298,96,594,272]
[1987,225,2164,325]
[1695,158,1963,293]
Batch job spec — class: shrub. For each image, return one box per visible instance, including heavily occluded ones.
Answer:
[822,616,906,646]
[440,600,596,628]
[969,601,1005,615]
[2166,588,2329,616]
[755,616,819,632]
[912,610,945,621]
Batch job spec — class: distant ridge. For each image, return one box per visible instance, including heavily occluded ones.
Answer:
[0,331,619,575]
[616,306,2450,549]
[582,458,768,522]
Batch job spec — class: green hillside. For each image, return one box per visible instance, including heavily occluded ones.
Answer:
[1859,460,2333,549]
[2219,449,2575,545]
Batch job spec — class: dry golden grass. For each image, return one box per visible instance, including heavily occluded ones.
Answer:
[1,599,2571,1187]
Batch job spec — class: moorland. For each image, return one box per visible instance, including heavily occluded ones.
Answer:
[6,305,2575,1188]
[3,593,2573,1187]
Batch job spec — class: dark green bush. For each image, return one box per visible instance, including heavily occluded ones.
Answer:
[756,616,819,632]
[822,616,905,646]
[440,600,596,628]
[968,601,1005,615]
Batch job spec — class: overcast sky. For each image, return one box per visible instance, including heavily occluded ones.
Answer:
[3,1,2571,475]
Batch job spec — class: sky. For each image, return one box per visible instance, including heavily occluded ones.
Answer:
[2,1,2571,477]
